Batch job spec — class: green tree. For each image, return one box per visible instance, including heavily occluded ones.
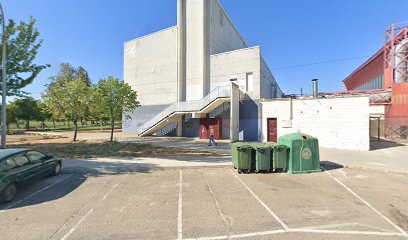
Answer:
[37,101,52,130]
[95,76,139,142]
[43,63,91,141]
[14,97,41,130]
[0,17,50,96]
[6,102,18,132]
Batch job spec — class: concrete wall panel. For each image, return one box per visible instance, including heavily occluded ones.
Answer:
[261,97,370,151]
[124,27,178,106]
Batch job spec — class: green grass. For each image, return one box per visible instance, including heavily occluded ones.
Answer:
[8,120,121,132]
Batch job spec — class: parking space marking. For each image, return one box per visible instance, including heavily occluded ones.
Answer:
[229,169,289,230]
[325,170,408,237]
[59,176,125,240]
[0,174,73,212]
[178,170,183,240]
[182,228,407,240]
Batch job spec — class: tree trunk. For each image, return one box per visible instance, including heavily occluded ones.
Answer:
[110,118,114,142]
[73,120,78,142]
[26,120,30,131]
[42,120,45,130]
[53,119,56,128]
[100,119,103,131]
[16,121,20,128]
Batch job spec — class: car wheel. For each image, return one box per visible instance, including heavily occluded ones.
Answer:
[0,183,17,203]
[52,162,62,176]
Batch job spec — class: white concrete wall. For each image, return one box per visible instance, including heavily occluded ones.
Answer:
[261,97,370,151]
[184,0,207,101]
[209,0,247,55]
[124,27,178,106]
[211,47,261,99]
[260,57,283,98]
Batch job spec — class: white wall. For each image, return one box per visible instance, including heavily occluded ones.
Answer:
[211,47,261,99]
[260,57,283,98]
[124,27,178,106]
[261,97,370,151]
[209,0,247,55]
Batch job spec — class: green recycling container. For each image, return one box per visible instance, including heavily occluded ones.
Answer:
[278,132,322,174]
[264,142,288,171]
[253,143,272,172]
[235,144,253,173]
[231,142,246,169]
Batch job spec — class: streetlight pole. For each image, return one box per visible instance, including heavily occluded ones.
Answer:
[0,3,6,149]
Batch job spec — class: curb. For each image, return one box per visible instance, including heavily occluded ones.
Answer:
[321,162,408,176]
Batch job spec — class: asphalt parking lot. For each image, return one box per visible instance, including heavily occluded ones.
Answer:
[1,167,408,240]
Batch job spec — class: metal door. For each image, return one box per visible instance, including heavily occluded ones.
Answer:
[267,118,278,142]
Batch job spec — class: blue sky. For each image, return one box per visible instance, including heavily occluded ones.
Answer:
[4,0,408,100]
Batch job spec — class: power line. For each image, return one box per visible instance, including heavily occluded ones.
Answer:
[271,55,371,70]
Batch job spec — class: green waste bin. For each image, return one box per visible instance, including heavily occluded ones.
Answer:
[234,144,253,174]
[231,142,246,169]
[278,132,322,174]
[264,142,288,171]
[253,144,272,172]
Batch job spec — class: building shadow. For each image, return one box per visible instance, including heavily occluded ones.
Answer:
[370,139,405,151]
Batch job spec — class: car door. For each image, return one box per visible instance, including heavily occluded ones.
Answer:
[26,151,53,177]
[11,153,37,184]
[0,157,19,186]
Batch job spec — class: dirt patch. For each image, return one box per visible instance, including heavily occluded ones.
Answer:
[8,136,226,159]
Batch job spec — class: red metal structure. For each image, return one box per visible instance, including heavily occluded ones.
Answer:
[342,22,408,140]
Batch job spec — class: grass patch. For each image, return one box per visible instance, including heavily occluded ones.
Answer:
[8,137,224,159]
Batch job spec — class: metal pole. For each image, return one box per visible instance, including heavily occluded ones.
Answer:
[0,3,6,149]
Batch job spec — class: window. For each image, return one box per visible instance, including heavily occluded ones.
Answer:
[0,158,17,171]
[12,154,30,167]
[246,73,253,91]
[27,151,46,163]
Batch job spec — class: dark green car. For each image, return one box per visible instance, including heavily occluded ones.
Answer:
[0,149,62,203]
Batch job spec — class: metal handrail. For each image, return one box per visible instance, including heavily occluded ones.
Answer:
[138,86,231,134]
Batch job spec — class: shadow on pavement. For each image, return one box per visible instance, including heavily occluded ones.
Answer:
[320,161,344,170]
[370,139,405,151]
[0,161,158,211]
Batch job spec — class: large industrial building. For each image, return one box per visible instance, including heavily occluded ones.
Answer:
[342,22,408,140]
[123,0,282,141]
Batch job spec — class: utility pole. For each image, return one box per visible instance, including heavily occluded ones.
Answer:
[0,3,6,149]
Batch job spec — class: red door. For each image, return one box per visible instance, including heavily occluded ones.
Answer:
[267,118,277,142]
[199,118,222,140]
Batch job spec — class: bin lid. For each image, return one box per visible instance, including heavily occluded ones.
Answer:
[278,132,317,142]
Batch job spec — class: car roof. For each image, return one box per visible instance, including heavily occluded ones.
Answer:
[0,148,30,160]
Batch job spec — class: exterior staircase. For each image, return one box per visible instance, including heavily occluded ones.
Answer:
[138,86,231,136]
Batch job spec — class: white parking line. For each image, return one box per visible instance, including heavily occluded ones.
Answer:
[182,228,407,240]
[229,169,289,230]
[325,170,408,237]
[178,170,183,240]
[59,177,123,240]
[0,174,72,212]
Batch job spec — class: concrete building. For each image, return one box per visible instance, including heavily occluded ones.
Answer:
[343,22,408,141]
[123,0,282,141]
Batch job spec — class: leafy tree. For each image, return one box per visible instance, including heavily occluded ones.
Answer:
[89,85,107,130]
[0,17,50,96]
[95,76,139,141]
[43,63,91,141]
[6,102,18,132]
[37,101,52,130]
[13,97,41,130]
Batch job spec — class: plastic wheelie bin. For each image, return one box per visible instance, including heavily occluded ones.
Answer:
[278,132,321,174]
[231,142,245,169]
[254,144,272,172]
[264,142,288,171]
[236,144,253,174]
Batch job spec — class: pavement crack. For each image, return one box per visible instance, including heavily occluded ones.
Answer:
[201,172,233,226]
